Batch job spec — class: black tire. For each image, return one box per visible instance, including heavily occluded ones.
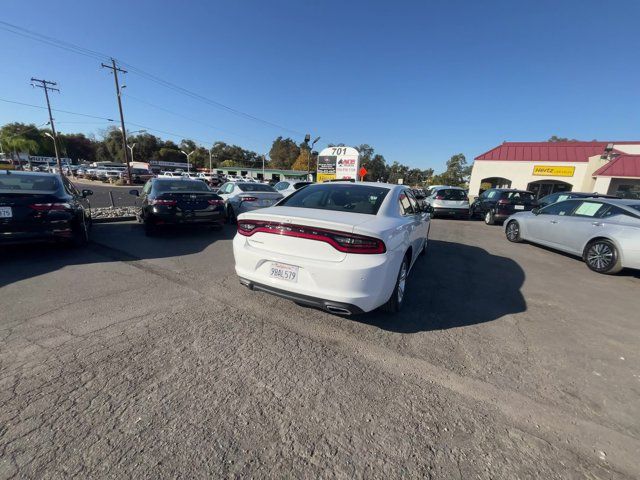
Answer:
[381,254,409,313]
[469,206,478,220]
[227,206,237,225]
[484,210,496,225]
[144,216,157,236]
[70,216,89,247]
[583,239,622,274]
[505,220,522,243]
[210,223,223,231]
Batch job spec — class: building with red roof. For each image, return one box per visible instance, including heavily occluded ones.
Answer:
[469,141,640,199]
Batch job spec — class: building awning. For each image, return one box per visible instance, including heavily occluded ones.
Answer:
[475,141,638,162]
[593,154,640,178]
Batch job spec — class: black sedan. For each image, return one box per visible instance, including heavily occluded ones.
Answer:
[470,188,537,225]
[0,170,92,246]
[130,178,225,235]
[537,191,619,208]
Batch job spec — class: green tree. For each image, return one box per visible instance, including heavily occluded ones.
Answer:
[430,153,470,187]
[269,137,300,169]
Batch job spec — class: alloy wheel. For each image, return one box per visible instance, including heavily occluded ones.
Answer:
[506,221,519,241]
[587,243,613,271]
[397,260,408,303]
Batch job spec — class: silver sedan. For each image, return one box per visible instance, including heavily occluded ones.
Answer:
[504,198,640,274]
[217,182,283,223]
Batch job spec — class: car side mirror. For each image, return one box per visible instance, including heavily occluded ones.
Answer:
[129,189,140,197]
[81,189,93,198]
[531,208,539,215]
[424,204,434,214]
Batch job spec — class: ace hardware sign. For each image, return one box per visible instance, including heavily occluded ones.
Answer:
[317,146,360,182]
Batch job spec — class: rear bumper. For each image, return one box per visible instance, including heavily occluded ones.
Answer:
[233,233,402,313]
[433,207,469,217]
[0,227,74,244]
[149,209,224,225]
[238,278,364,315]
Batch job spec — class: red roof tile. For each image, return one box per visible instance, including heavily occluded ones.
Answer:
[475,142,626,162]
[593,155,640,178]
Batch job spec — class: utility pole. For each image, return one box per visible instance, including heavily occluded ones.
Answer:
[101,58,133,184]
[30,78,63,174]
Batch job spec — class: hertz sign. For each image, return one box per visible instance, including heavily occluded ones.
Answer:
[532,165,576,177]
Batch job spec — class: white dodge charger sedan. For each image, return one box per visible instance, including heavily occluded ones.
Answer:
[233,182,431,314]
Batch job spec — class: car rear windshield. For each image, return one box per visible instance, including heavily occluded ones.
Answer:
[436,189,467,200]
[154,180,210,192]
[502,191,534,202]
[279,184,390,215]
[237,183,276,192]
[0,174,61,192]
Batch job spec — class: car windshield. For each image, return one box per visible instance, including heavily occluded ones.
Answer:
[437,189,467,200]
[279,184,390,215]
[0,174,61,192]
[237,183,276,192]
[154,180,209,192]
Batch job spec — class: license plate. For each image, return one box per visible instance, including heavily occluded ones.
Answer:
[269,262,299,282]
[514,205,525,210]
[0,207,12,218]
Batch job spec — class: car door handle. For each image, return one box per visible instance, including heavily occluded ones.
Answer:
[550,220,558,224]
[592,221,603,227]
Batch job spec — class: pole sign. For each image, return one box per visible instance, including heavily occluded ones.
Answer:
[316,146,359,182]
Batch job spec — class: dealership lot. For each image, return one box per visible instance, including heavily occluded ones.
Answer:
[1,220,639,478]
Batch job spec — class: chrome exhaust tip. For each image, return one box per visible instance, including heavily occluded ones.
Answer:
[326,305,352,315]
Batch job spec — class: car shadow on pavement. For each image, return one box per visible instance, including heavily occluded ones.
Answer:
[0,222,235,288]
[357,240,527,333]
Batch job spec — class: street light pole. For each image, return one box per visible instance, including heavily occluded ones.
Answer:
[180,150,195,173]
[127,143,136,163]
[31,78,63,174]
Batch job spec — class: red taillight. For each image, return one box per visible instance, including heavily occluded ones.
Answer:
[239,196,258,202]
[150,199,177,206]
[237,221,386,254]
[29,203,71,211]
[207,199,224,206]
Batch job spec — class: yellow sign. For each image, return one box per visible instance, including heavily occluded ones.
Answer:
[532,165,575,177]
[317,173,336,182]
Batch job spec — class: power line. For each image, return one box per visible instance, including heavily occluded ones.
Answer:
[122,92,263,144]
[0,20,308,137]
[0,98,115,121]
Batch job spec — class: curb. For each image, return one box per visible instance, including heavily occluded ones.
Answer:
[92,216,137,224]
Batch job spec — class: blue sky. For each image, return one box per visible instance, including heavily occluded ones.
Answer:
[2,0,639,171]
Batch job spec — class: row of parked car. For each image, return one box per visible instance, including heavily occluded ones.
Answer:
[2,169,638,312]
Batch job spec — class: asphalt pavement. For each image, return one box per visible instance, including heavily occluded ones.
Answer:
[71,178,141,208]
[1,219,639,478]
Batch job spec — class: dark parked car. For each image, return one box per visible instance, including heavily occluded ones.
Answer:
[470,188,537,225]
[0,170,93,246]
[537,191,619,208]
[130,178,224,235]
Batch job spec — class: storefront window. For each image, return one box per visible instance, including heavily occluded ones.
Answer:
[614,183,640,199]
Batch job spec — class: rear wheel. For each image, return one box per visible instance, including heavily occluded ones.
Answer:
[584,239,622,274]
[484,210,496,225]
[71,216,89,247]
[144,216,157,236]
[381,255,409,313]
[227,206,237,225]
[505,220,522,243]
